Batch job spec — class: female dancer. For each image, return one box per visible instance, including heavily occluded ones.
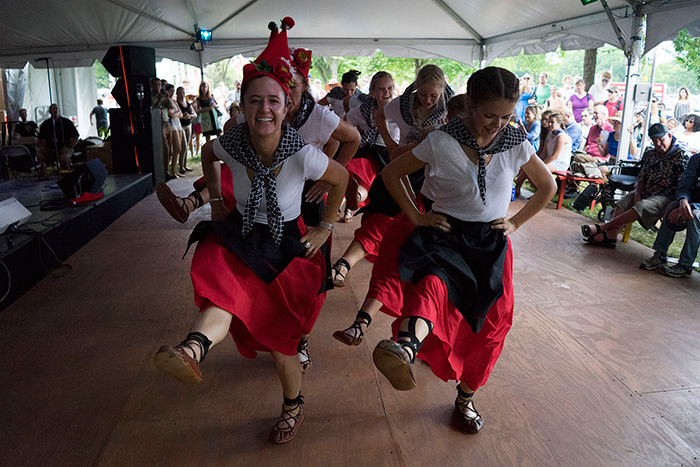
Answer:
[177,86,196,173]
[339,71,398,223]
[332,64,452,346]
[373,66,555,433]
[330,71,398,285]
[157,44,359,373]
[153,18,348,444]
[567,78,593,123]
[165,84,183,179]
[193,81,220,143]
[319,69,365,118]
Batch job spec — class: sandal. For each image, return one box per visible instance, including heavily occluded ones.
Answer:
[333,310,372,346]
[153,332,211,384]
[580,224,601,238]
[331,258,351,287]
[584,231,617,249]
[343,208,354,223]
[454,385,484,434]
[156,182,188,223]
[269,394,305,444]
[297,337,311,374]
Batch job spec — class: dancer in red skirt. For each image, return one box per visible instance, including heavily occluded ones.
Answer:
[332,65,454,346]
[153,18,348,444]
[373,67,555,433]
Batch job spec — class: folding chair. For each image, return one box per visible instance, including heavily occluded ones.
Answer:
[1,145,41,178]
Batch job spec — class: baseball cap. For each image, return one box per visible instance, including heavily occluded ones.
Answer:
[521,73,531,79]
[607,85,619,93]
[648,123,669,138]
[602,72,611,80]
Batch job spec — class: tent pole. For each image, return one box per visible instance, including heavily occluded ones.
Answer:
[618,7,643,161]
[198,50,204,81]
[638,47,659,156]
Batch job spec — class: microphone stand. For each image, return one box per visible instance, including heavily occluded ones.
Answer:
[36,57,62,180]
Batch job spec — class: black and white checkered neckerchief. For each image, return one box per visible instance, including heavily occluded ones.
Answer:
[441,116,526,205]
[292,92,315,130]
[327,86,366,102]
[399,82,454,143]
[359,97,379,147]
[217,122,306,245]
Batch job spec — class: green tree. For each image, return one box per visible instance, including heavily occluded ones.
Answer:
[673,29,700,88]
[93,61,111,89]
[204,57,236,89]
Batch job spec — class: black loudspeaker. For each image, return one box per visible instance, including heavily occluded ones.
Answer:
[101,45,156,78]
[58,159,109,199]
[111,75,151,114]
[109,107,165,185]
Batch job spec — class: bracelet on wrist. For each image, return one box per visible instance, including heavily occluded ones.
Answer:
[318,220,335,231]
[210,197,224,203]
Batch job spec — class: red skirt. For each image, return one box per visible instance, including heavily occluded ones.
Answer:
[372,217,515,389]
[366,213,416,316]
[190,232,326,359]
[346,157,380,192]
[352,212,394,263]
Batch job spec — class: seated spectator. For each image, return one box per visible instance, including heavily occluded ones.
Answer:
[674,114,700,154]
[666,118,679,133]
[579,108,593,141]
[12,108,38,142]
[640,152,700,278]
[517,105,541,152]
[581,123,690,248]
[603,86,624,116]
[599,111,637,161]
[514,112,571,197]
[36,103,79,177]
[563,109,584,152]
[648,96,667,126]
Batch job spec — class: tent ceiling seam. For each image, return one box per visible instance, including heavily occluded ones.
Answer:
[431,0,484,44]
[105,0,193,37]
[211,0,260,32]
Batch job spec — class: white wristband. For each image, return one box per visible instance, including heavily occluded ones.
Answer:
[318,221,334,231]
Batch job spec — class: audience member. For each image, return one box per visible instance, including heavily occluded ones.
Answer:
[674,114,700,154]
[579,108,593,141]
[561,75,574,99]
[89,99,109,139]
[12,108,38,143]
[588,72,611,105]
[584,105,614,161]
[545,85,567,113]
[177,86,197,173]
[603,86,624,116]
[534,72,551,106]
[673,87,691,121]
[640,151,700,278]
[567,78,594,123]
[519,105,541,152]
[151,77,171,174]
[515,73,535,123]
[563,109,584,152]
[648,96,667,126]
[36,104,79,177]
[581,123,689,248]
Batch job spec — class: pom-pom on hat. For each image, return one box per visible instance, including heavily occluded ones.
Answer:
[243,17,296,95]
[290,47,313,80]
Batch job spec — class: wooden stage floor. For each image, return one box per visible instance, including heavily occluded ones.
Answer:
[1,177,698,467]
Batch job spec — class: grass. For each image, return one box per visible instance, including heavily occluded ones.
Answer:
[527,180,698,269]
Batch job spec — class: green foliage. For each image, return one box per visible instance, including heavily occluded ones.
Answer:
[204,57,238,89]
[673,29,700,88]
[309,52,475,90]
[93,61,111,89]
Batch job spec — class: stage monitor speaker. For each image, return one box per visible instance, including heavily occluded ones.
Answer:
[102,45,156,78]
[57,159,108,200]
[0,197,32,233]
[109,107,165,186]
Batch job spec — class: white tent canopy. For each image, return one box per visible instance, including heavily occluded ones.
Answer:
[1,0,700,70]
